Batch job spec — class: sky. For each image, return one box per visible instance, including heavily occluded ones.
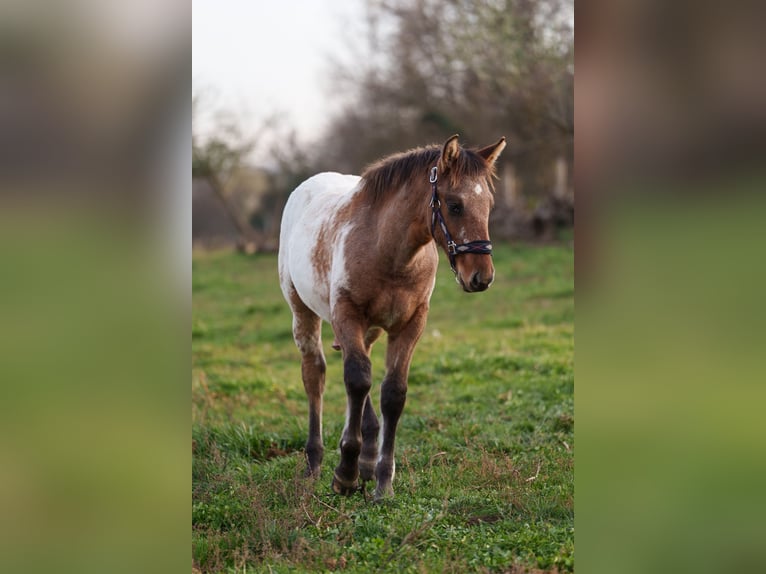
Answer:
[192,0,365,157]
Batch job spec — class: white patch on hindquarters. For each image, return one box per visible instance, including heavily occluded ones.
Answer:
[279,172,361,323]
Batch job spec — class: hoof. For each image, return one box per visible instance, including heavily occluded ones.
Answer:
[331,473,358,496]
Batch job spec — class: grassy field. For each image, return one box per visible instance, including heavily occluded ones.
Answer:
[192,242,574,573]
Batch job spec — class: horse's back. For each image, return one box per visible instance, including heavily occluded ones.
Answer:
[279,172,362,321]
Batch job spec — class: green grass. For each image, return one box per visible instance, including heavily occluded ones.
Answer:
[192,242,574,573]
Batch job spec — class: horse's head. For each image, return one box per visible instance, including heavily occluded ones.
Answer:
[435,135,506,293]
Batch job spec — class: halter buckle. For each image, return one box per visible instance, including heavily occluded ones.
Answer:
[429,166,438,183]
[447,240,457,255]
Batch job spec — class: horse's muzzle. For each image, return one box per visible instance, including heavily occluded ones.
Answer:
[459,270,493,293]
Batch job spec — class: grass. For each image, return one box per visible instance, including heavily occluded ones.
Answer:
[192,242,574,573]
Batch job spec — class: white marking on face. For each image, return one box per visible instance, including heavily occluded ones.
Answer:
[459,226,467,241]
[473,183,483,196]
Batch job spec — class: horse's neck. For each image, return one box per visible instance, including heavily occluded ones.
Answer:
[372,182,433,272]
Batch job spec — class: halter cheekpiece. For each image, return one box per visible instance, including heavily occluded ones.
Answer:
[429,166,493,275]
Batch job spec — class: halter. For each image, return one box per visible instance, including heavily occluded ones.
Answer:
[429,166,493,275]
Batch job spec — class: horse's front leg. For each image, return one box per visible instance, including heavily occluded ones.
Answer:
[331,318,372,495]
[375,305,428,501]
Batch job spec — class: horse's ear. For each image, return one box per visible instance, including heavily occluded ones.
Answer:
[438,134,460,173]
[478,137,507,167]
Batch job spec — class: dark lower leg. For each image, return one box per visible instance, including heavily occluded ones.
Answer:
[332,352,371,494]
[375,375,407,499]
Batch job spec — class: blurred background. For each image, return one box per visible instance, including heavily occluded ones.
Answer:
[0,2,189,574]
[192,0,574,252]
[577,1,766,574]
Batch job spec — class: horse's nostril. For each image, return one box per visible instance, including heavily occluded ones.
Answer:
[467,271,492,292]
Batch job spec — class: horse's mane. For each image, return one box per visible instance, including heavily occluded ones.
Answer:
[360,145,496,202]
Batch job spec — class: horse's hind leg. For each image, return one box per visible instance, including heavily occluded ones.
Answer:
[359,397,379,481]
[288,290,326,477]
[359,327,383,482]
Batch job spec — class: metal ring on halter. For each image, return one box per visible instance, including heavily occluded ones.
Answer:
[429,166,438,183]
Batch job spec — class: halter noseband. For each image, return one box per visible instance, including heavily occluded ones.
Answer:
[429,166,493,275]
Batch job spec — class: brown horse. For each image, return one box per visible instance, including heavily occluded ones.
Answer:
[278,135,506,500]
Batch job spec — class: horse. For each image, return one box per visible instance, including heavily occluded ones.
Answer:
[278,135,506,500]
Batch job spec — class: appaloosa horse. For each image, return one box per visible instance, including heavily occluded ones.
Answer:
[278,135,506,500]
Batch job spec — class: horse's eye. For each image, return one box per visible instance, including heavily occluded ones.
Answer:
[448,203,463,215]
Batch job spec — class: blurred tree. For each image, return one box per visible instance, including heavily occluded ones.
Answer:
[192,93,260,250]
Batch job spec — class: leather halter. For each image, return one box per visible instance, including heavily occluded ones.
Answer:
[429,166,493,275]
